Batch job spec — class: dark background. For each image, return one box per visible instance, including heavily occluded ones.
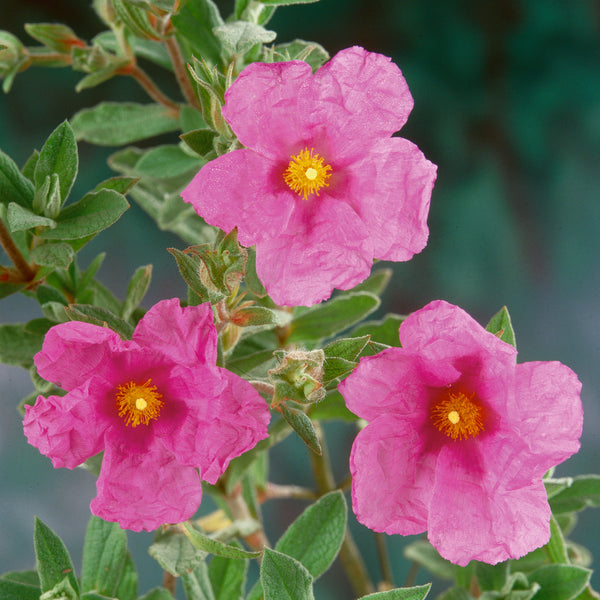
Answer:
[1,1,599,597]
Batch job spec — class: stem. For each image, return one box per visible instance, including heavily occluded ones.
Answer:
[309,422,375,597]
[249,380,275,397]
[223,483,270,554]
[162,571,176,595]
[404,560,420,588]
[0,218,36,281]
[165,34,201,110]
[374,532,394,589]
[257,482,317,503]
[120,63,180,114]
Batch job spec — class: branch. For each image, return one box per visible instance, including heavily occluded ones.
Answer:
[0,218,36,282]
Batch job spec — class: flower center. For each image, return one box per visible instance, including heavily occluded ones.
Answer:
[284,147,332,199]
[116,379,164,428]
[430,388,485,441]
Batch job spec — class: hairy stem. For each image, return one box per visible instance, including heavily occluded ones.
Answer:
[162,571,176,595]
[120,63,180,114]
[309,422,374,597]
[0,218,36,281]
[224,483,270,554]
[165,35,201,110]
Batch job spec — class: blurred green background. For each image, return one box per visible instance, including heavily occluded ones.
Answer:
[1,0,599,597]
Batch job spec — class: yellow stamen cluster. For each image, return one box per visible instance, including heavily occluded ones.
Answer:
[430,389,485,441]
[284,147,332,199]
[116,379,164,428]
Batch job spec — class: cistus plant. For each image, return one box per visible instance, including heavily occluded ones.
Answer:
[0,2,597,600]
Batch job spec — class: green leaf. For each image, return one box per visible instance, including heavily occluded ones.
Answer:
[181,522,262,559]
[323,335,370,361]
[81,516,127,596]
[7,202,56,231]
[437,589,476,600]
[65,304,133,339]
[149,529,207,576]
[122,264,152,320]
[94,31,172,70]
[272,39,329,70]
[40,576,79,600]
[181,562,215,600]
[545,477,574,500]
[180,106,208,132]
[0,323,44,368]
[476,562,509,592]
[244,246,267,297]
[134,144,204,178]
[351,313,404,347]
[528,565,591,600]
[138,588,176,600]
[322,355,356,385]
[93,175,139,195]
[171,0,223,65]
[0,571,41,600]
[34,517,79,595]
[214,21,276,56]
[22,149,40,182]
[41,189,129,240]
[33,173,62,218]
[30,243,75,269]
[24,23,82,53]
[545,514,569,564]
[180,128,219,156]
[111,0,162,39]
[208,554,248,600]
[549,475,600,514]
[288,292,380,343]
[359,584,431,599]
[115,553,138,600]
[260,548,314,600]
[351,268,392,297]
[279,403,321,454]
[276,490,346,578]
[34,120,78,205]
[485,306,517,349]
[168,247,210,303]
[308,389,357,422]
[403,540,455,580]
[0,148,35,208]
[226,348,275,377]
[71,102,180,146]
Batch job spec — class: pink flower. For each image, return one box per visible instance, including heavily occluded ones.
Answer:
[339,300,582,566]
[23,299,270,531]
[182,46,437,306]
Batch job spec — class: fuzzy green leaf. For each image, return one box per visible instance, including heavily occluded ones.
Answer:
[403,540,455,580]
[181,522,262,559]
[359,584,432,599]
[528,565,591,600]
[0,323,44,368]
[288,292,380,343]
[34,517,79,595]
[122,264,152,320]
[168,247,210,302]
[181,562,215,600]
[115,553,138,600]
[149,529,207,576]
[279,403,321,454]
[30,243,74,269]
[65,304,133,339]
[208,554,248,600]
[134,144,204,178]
[81,516,127,597]
[214,21,276,55]
[351,313,404,347]
[71,102,180,145]
[260,548,314,600]
[276,491,346,578]
[0,148,35,208]
[41,189,129,240]
[24,23,82,53]
[34,120,78,204]
[308,389,357,422]
[180,128,219,156]
[485,305,517,349]
[0,571,40,600]
[549,475,600,514]
[7,202,56,231]
[138,588,176,600]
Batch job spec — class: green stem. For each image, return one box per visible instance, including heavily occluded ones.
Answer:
[165,34,201,110]
[309,422,375,597]
[374,532,394,589]
[0,217,35,281]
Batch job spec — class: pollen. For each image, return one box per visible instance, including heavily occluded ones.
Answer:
[284,147,332,199]
[430,388,485,441]
[116,379,164,428]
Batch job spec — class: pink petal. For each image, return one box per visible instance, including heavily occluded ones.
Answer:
[23,377,110,469]
[513,361,582,472]
[91,434,203,531]
[350,417,435,536]
[159,367,270,484]
[428,443,551,565]
[222,60,314,159]
[310,46,414,160]
[347,137,436,261]
[181,149,294,247]
[132,298,218,369]
[400,300,518,368]
[255,195,372,306]
[340,348,454,422]
[34,321,126,391]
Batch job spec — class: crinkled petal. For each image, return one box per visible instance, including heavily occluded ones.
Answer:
[34,321,126,391]
[23,377,111,469]
[350,417,435,535]
[181,149,294,247]
[428,443,551,565]
[348,137,436,261]
[340,348,457,422]
[255,195,372,305]
[160,367,270,484]
[310,46,414,160]
[222,60,314,159]
[91,434,203,531]
[133,298,218,369]
[513,361,582,471]
[400,300,517,368]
